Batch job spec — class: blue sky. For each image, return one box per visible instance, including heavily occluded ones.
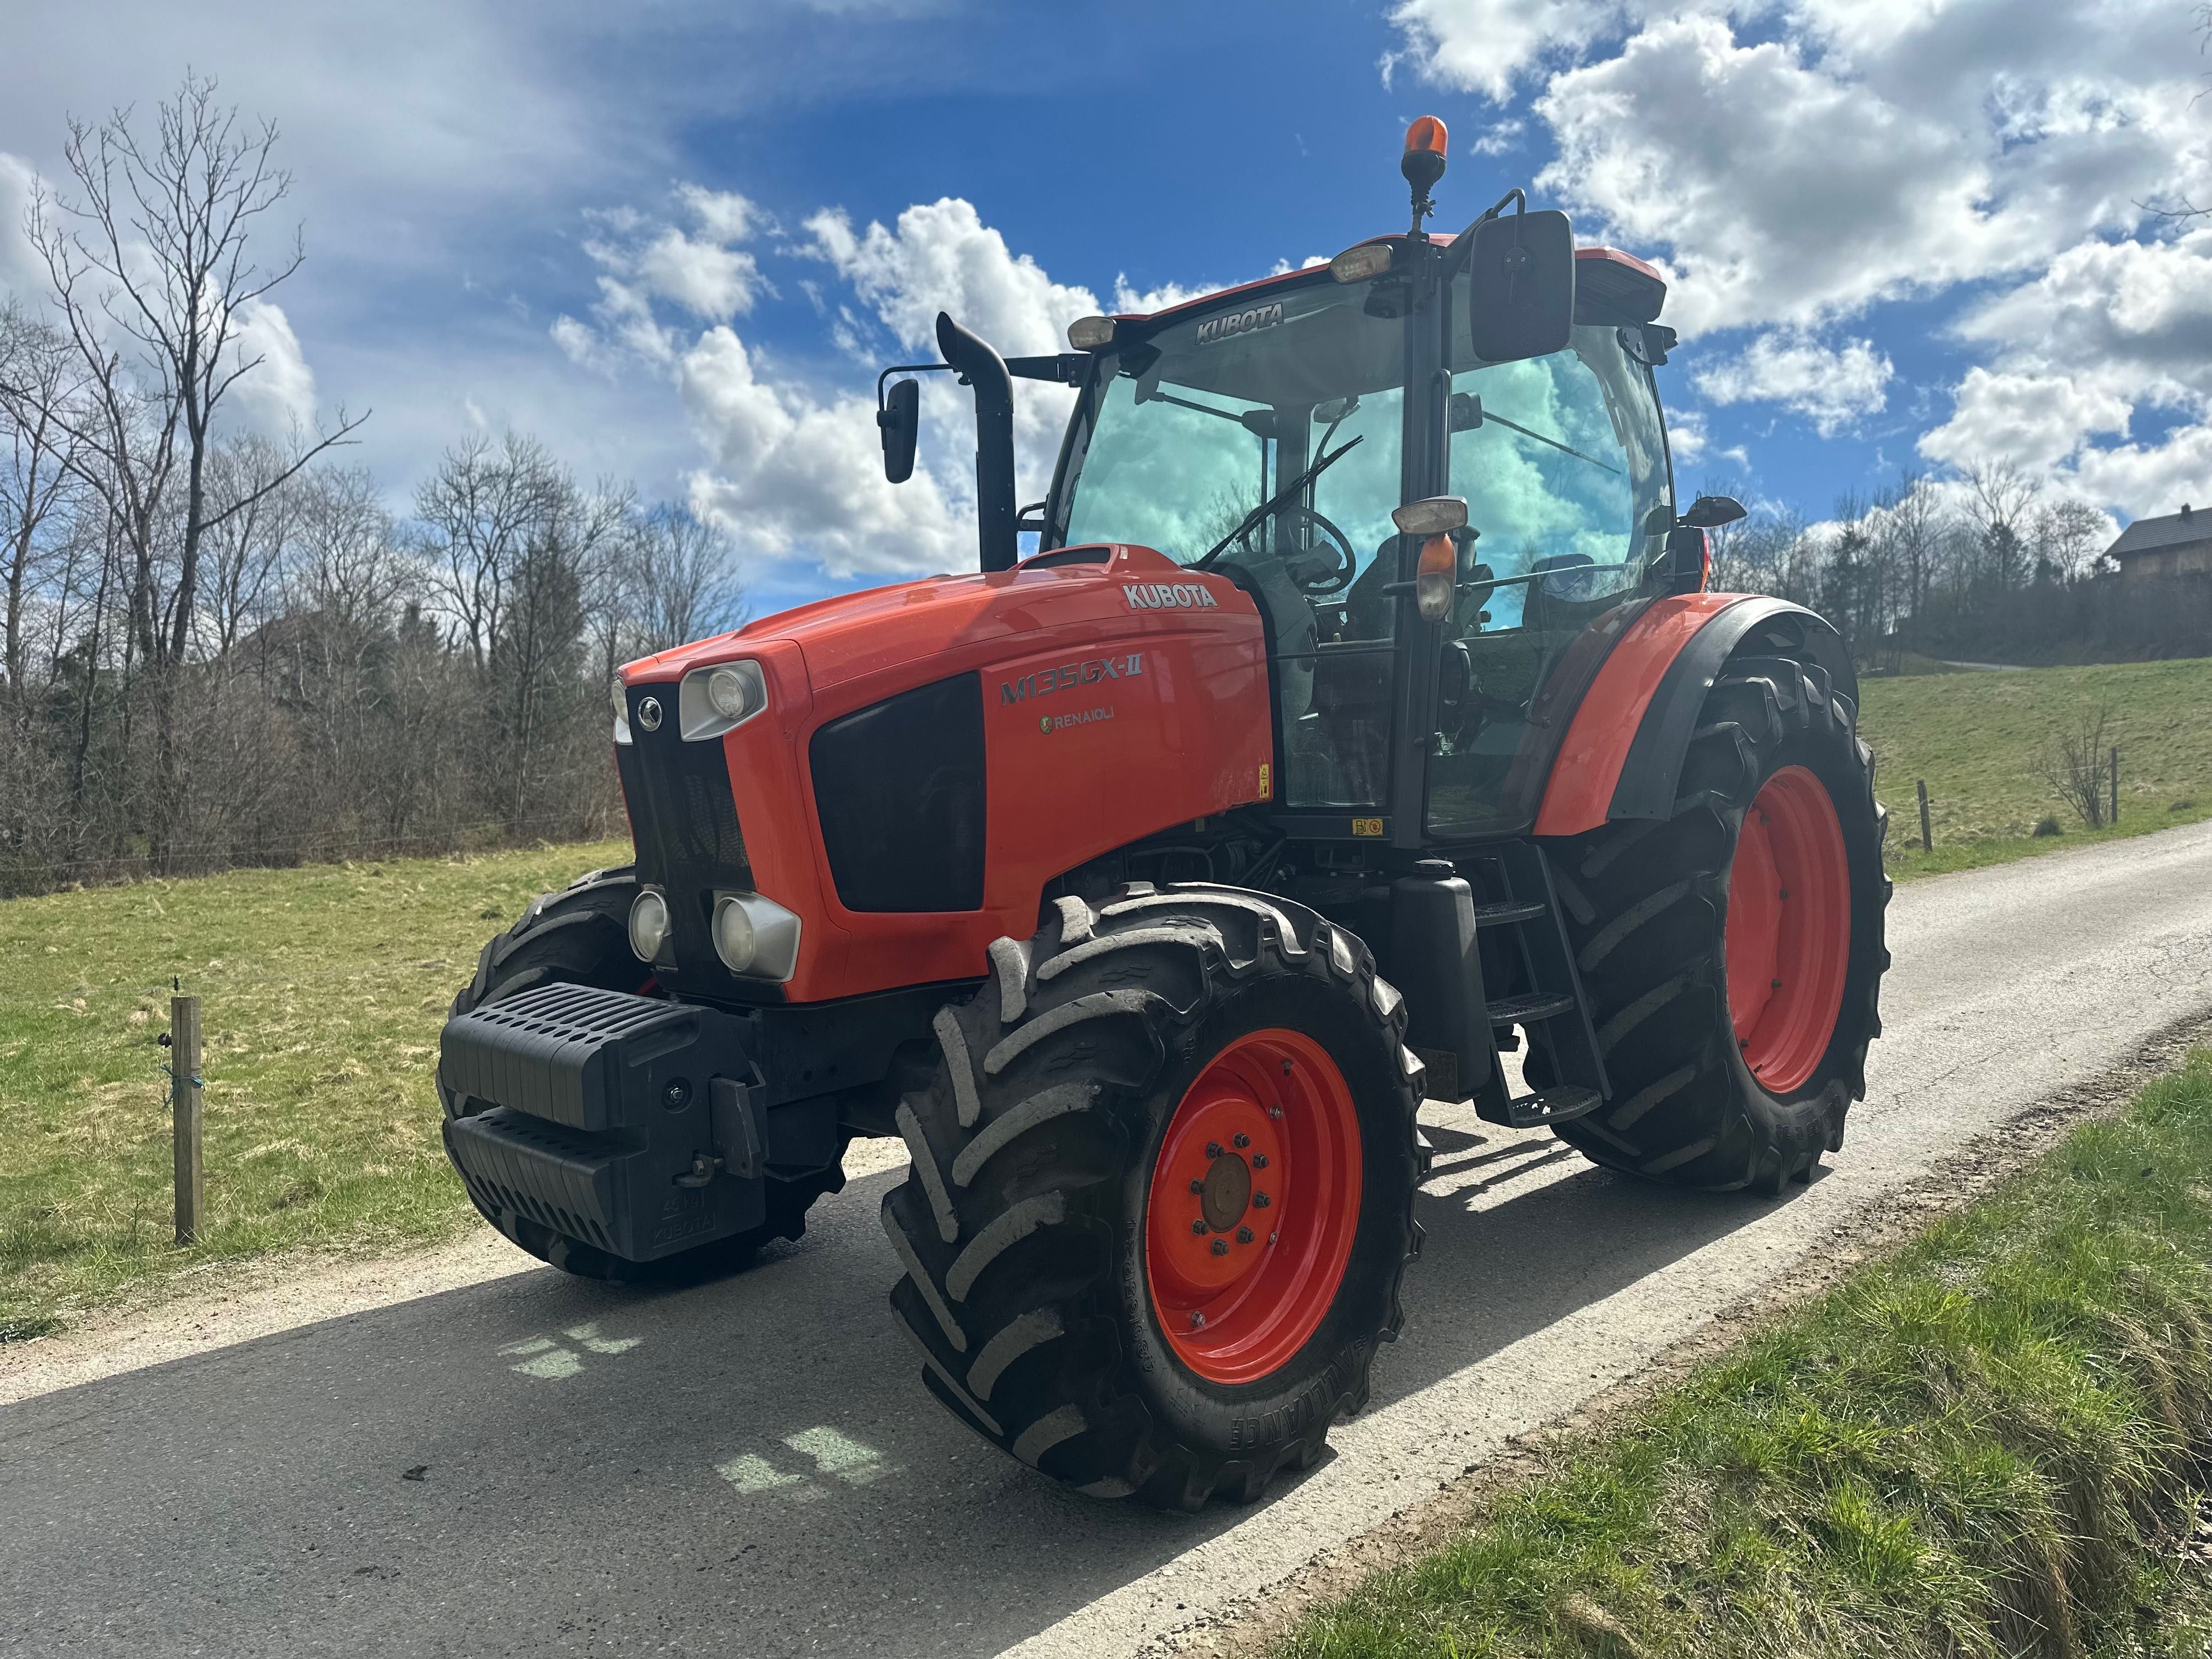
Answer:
[5,0,2209,618]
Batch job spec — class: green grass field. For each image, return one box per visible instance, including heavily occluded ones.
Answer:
[1859,658,2212,877]
[0,839,629,1339]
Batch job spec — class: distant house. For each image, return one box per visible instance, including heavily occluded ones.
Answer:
[2107,503,2212,578]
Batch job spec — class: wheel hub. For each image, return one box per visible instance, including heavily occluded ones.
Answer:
[1144,1028,1362,1385]
[1199,1152,1252,1234]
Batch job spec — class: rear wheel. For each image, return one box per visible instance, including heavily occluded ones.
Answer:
[883,883,1425,1507]
[441,865,844,1279]
[1538,647,1889,1193]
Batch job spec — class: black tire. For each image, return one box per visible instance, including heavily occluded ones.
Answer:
[1536,647,1890,1194]
[441,865,844,1280]
[883,882,1426,1509]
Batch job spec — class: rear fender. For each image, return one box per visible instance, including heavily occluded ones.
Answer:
[1533,595,1854,837]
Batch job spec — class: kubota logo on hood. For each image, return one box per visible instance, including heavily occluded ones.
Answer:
[1123,582,1218,611]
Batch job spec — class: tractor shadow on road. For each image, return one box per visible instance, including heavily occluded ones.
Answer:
[0,1116,1820,1658]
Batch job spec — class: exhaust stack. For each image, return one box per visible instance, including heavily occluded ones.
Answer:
[934,311,1018,574]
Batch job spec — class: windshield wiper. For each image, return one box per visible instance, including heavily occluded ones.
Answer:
[1453,391,1620,475]
[1485,410,1620,475]
[1192,435,1365,569]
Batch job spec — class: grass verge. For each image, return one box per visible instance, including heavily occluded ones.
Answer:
[1279,1051,2212,1658]
[1859,657,2212,881]
[0,838,629,1340]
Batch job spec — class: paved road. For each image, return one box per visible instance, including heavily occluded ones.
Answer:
[7,823,2212,1657]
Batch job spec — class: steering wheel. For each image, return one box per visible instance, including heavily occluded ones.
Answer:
[1237,503,1357,595]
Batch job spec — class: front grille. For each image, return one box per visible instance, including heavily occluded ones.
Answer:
[618,686,754,983]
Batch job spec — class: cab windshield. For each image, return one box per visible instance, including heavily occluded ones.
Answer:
[1059,274,1408,808]
[1051,266,1673,826]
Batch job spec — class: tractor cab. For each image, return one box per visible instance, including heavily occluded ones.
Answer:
[1043,221,1691,848]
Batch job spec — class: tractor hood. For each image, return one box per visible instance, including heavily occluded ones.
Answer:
[622,544,1204,696]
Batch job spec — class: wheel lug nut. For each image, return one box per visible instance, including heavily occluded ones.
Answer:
[1237,1226,1254,1244]
[1267,1106,1283,1120]
[1210,1238,1228,1256]
[1251,1153,1269,1170]
[1268,1231,1278,1245]
[1189,1178,1204,1194]
[1254,1192,1271,1209]
[1190,1311,1205,1329]
[1191,1218,1207,1234]
[1233,1132,1250,1149]
[1206,1141,1223,1159]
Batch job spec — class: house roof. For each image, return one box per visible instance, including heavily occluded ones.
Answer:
[2109,507,2212,558]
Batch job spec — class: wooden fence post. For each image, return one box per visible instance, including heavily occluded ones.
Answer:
[2110,746,2120,827]
[171,994,202,1246]
[1916,778,1933,853]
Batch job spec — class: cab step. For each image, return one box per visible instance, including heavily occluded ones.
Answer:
[1475,1085,1603,1131]
[1487,991,1577,1026]
[1472,899,1548,928]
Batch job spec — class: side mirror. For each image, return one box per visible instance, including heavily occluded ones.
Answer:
[1679,494,1747,530]
[877,378,919,484]
[1392,495,1468,537]
[1465,209,1575,364]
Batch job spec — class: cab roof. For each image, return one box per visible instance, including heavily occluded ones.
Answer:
[1113,238,1668,334]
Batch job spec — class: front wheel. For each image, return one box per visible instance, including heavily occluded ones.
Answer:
[1539,647,1890,1193]
[882,883,1425,1508]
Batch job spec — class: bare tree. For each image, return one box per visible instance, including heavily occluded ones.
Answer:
[0,302,86,708]
[2032,497,2110,582]
[2036,704,2117,829]
[417,431,568,670]
[626,503,744,656]
[7,73,365,860]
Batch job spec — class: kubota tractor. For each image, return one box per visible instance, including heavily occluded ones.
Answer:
[437,119,1888,1509]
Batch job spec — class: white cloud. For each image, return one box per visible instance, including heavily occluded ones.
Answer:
[1917,368,2133,474]
[805,198,1093,358]
[0,153,42,300]
[1696,331,1894,437]
[804,196,1092,503]
[679,325,970,579]
[554,185,769,370]
[1471,119,1525,156]
[567,190,1176,583]
[1916,230,2212,515]
[1383,0,1630,103]
[1953,232,2212,409]
[225,300,319,435]
[1111,274,1211,314]
[630,227,760,319]
[1450,2,2210,337]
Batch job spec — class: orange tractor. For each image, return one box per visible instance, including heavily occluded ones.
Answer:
[438,120,1888,1508]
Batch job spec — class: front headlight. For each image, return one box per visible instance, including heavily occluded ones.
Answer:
[627,888,670,962]
[710,891,802,982]
[679,660,769,742]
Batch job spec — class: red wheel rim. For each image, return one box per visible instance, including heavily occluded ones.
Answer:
[1725,765,1851,1094]
[1144,1028,1362,1385]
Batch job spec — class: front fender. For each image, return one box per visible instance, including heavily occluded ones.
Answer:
[1532,594,1854,837]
